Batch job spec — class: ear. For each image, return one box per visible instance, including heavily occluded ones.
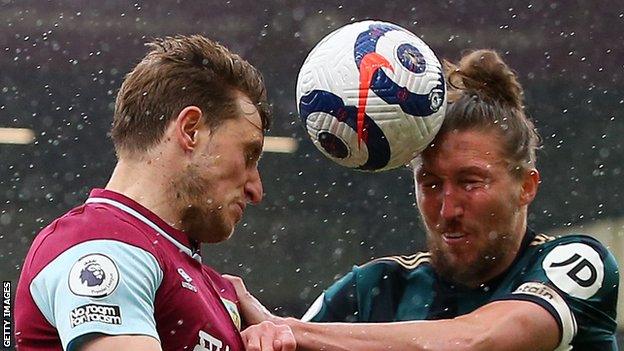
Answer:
[519,168,540,206]
[174,106,204,152]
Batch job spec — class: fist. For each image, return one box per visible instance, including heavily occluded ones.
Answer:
[241,321,296,351]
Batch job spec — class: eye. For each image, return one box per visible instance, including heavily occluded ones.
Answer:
[245,153,256,167]
[419,180,441,191]
[244,147,262,167]
[461,178,485,190]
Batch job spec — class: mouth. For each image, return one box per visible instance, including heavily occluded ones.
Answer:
[441,232,469,245]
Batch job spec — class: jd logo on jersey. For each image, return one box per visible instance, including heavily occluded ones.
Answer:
[549,253,597,287]
[542,243,604,299]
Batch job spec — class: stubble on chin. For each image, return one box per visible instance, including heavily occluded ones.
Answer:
[180,205,232,244]
[170,165,232,243]
[426,230,516,287]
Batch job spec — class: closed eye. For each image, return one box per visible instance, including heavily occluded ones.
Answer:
[418,177,441,191]
[245,142,263,167]
[461,178,488,190]
[422,182,440,190]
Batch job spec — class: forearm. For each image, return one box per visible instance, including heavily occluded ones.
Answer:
[226,275,559,351]
[276,301,559,351]
[280,316,487,351]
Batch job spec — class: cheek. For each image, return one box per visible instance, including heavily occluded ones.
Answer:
[220,155,247,176]
[211,165,249,196]
[416,191,441,222]
[471,188,518,225]
[206,156,245,181]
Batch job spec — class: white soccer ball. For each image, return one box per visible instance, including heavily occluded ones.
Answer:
[296,20,446,172]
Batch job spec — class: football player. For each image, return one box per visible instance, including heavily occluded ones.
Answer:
[15,35,295,351]
[228,49,619,351]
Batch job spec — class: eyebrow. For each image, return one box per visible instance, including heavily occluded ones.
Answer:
[244,138,264,160]
[416,165,493,178]
[455,166,492,176]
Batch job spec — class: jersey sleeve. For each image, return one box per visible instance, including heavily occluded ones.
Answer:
[28,239,164,350]
[301,268,359,322]
[494,235,619,350]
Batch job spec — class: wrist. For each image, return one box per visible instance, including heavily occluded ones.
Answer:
[267,315,289,325]
[280,317,312,336]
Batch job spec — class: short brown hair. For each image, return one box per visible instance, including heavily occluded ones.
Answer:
[439,49,541,177]
[111,35,271,156]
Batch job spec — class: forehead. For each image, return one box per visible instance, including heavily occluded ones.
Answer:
[216,91,264,142]
[417,129,507,174]
[234,91,263,132]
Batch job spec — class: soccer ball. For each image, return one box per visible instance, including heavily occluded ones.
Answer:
[296,20,446,172]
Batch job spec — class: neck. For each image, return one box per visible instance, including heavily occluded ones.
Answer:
[105,154,181,230]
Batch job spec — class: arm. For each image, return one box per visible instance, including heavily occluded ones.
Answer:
[282,300,559,351]
[29,240,163,350]
[225,275,560,351]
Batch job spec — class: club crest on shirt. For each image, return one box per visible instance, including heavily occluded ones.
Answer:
[221,298,241,331]
[68,254,120,298]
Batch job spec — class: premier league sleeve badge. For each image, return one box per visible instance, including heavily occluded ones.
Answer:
[68,254,120,298]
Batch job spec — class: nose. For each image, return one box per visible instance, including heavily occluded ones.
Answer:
[440,185,463,220]
[245,167,263,204]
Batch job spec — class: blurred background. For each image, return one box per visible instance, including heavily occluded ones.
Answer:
[1,0,623,348]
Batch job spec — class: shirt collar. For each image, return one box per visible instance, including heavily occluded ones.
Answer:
[86,188,202,262]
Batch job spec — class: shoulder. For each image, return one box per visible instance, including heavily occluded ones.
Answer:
[527,233,618,279]
[505,232,618,348]
[530,233,611,255]
[361,252,432,271]
[365,252,432,269]
[24,203,163,275]
[26,239,164,350]
[322,251,432,291]
[305,252,432,323]
[349,252,433,286]
[527,233,618,298]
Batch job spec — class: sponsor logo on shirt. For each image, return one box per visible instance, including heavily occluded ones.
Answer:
[177,268,198,293]
[194,330,230,351]
[68,254,120,298]
[70,303,122,328]
[542,243,604,299]
[513,281,578,348]
[514,282,556,300]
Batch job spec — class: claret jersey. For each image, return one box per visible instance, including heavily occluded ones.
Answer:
[303,230,619,351]
[15,189,243,351]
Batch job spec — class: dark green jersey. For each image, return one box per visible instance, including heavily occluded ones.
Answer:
[303,230,619,350]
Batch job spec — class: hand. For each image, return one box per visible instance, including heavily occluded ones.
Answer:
[241,321,296,351]
[222,275,276,325]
